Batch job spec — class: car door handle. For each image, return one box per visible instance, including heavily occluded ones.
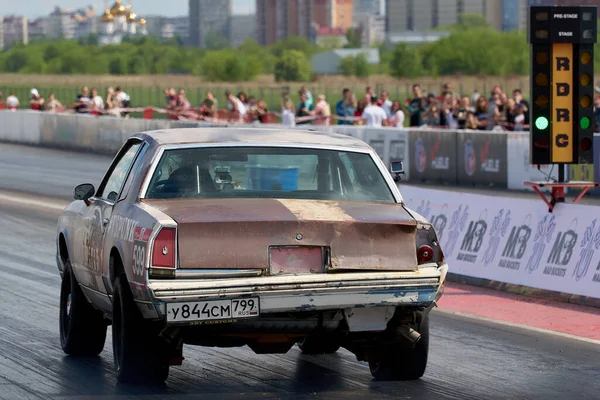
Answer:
[103,218,110,226]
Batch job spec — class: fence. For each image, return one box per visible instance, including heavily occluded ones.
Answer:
[0,77,531,120]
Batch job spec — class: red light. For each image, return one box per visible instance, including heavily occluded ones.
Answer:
[581,138,593,152]
[534,139,549,149]
[152,227,176,268]
[417,245,434,264]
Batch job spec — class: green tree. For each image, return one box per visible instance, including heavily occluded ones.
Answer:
[339,56,356,76]
[274,50,312,82]
[389,43,423,78]
[345,28,363,48]
[271,36,318,57]
[354,53,370,77]
[204,30,231,50]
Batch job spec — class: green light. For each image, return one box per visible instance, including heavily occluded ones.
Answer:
[580,117,591,130]
[535,117,549,130]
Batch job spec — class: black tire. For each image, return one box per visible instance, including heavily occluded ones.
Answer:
[112,274,169,384]
[298,337,341,355]
[59,261,107,356]
[368,317,429,381]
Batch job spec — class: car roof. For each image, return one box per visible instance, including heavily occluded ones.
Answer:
[134,128,372,150]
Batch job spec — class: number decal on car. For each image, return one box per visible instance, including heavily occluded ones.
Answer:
[133,242,145,276]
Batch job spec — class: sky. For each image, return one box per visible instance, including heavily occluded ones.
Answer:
[1,0,256,19]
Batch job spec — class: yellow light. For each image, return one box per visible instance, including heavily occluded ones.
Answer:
[581,52,592,65]
[581,95,592,108]
[535,73,549,86]
[581,73,592,87]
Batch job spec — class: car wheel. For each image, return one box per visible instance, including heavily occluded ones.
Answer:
[368,317,429,381]
[298,337,341,355]
[112,274,169,384]
[59,261,107,356]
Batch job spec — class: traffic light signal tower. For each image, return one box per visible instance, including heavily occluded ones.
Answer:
[526,5,599,212]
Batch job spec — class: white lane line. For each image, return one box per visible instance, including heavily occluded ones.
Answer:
[0,193,66,211]
[435,308,600,346]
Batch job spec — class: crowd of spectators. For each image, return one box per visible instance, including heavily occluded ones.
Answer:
[4,81,600,132]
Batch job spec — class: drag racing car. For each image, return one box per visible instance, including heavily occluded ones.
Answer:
[56,128,449,383]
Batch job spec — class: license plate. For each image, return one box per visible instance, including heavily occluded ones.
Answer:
[166,298,260,322]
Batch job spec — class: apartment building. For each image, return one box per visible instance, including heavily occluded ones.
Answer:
[256,0,313,45]
[189,0,232,47]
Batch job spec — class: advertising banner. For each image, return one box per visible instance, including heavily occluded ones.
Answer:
[506,133,567,193]
[595,133,600,196]
[456,131,507,187]
[362,129,409,181]
[408,129,457,184]
[400,184,600,301]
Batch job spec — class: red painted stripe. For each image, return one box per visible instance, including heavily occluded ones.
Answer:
[439,282,600,341]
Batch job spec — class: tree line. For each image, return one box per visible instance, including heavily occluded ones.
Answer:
[1,14,598,81]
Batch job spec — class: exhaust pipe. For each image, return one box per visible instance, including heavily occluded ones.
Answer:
[396,326,422,347]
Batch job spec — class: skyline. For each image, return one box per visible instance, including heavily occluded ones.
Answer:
[1,0,255,18]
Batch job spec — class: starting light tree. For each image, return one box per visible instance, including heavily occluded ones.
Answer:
[527,6,599,212]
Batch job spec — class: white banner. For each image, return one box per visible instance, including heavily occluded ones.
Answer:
[506,132,567,193]
[400,184,600,300]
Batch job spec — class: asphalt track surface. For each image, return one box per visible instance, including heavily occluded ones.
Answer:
[0,143,599,400]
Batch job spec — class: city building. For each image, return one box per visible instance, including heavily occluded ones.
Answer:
[385,0,528,36]
[311,48,379,74]
[314,26,348,47]
[2,16,28,49]
[256,0,313,45]
[354,0,382,16]
[98,1,147,46]
[229,14,257,47]
[312,0,354,30]
[189,0,232,47]
[27,18,46,42]
[0,18,4,50]
[354,13,386,46]
[143,16,189,41]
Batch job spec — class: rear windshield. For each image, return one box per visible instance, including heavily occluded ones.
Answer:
[144,147,395,203]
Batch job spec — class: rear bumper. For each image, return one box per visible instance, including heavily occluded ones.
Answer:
[146,263,449,319]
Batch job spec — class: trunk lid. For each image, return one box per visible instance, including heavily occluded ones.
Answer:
[143,198,418,272]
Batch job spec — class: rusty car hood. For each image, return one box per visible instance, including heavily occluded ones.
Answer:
[143,198,418,272]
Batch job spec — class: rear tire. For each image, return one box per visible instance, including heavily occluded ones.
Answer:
[298,337,340,355]
[368,317,429,381]
[59,261,107,356]
[112,274,169,384]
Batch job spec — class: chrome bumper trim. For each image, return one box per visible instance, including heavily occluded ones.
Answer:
[149,264,448,304]
[174,269,264,279]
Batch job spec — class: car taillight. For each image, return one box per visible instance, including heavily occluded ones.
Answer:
[152,227,176,268]
[417,245,434,264]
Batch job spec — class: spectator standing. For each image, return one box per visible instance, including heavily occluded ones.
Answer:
[299,86,313,108]
[226,90,247,122]
[336,88,356,125]
[30,88,44,111]
[406,84,426,127]
[380,90,393,117]
[471,90,481,105]
[90,88,104,112]
[454,97,471,129]
[313,94,331,125]
[74,86,90,113]
[354,98,368,125]
[441,83,453,97]
[45,93,63,112]
[115,86,131,118]
[104,88,121,117]
[475,97,490,130]
[389,101,405,127]
[362,96,388,127]
[281,95,296,127]
[296,91,313,125]
[512,89,529,126]
[200,91,217,118]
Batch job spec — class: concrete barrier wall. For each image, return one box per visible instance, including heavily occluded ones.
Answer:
[1,110,599,305]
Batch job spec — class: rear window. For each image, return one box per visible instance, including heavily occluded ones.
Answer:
[144,147,395,203]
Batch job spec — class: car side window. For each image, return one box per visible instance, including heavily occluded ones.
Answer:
[119,143,148,202]
[98,142,141,201]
